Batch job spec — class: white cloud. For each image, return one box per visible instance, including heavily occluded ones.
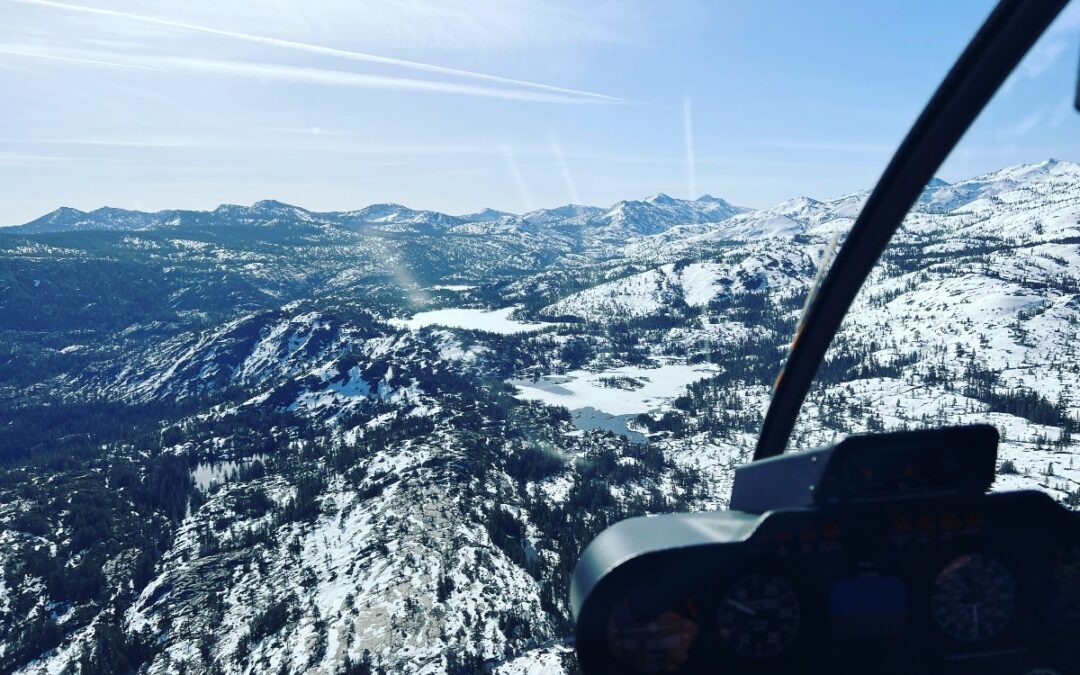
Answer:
[156,54,612,103]
[997,109,1045,141]
[253,0,638,52]
[9,0,628,103]
[1048,94,1077,128]
[1002,2,1080,93]
[93,0,636,52]
[257,126,348,137]
[0,45,162,71]
[0,44,620,104]
[0,152,146,166]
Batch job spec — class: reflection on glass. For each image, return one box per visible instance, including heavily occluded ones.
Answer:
[931,553,1016,642]
[828,576,908,638]
[607,588,700,672]
[1047,543,1080,630]
[717,573,801,659]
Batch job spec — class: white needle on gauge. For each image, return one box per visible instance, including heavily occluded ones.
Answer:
[725,599,756,616]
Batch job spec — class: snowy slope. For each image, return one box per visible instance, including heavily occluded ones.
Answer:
[2,159,1079,675]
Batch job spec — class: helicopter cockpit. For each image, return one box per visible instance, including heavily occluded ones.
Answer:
[570,1,1080,673]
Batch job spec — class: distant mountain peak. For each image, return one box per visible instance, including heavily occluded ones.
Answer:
[1038,157,1080,173]
[522,204,604,224]
[645,193,676,205]
[975,158,1078,183]
[459,208,515,222]
[774,196,823,212]
[342,203,410,220]
[12,205,150,233]
[43,206,87,221]
[252,199,298,210]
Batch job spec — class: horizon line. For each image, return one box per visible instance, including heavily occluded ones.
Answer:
[2,156,1072,228]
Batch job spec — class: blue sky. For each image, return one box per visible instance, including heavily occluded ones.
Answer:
[1,0,1078,224]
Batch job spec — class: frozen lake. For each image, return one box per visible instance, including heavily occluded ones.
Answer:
[571,406,648,444]
[510,363,719,441]
[510,363,719,416]
[389,307,555,334]
[427,284,475,291]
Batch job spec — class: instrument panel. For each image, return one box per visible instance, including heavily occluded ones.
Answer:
[573,491,1079,674]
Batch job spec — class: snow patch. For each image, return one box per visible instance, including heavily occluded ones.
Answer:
[390,307,556,335]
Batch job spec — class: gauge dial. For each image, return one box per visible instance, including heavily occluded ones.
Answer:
[931,553,1016,642]
[1046,543,1080,631]
[606,588,699,673]
[717,573,801,659]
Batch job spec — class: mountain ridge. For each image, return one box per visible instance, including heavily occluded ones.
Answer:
[13,160,1076,240]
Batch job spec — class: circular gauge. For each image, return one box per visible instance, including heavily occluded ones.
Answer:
[931,553,1017,642]
[1046,543,1080,631]
[717,573,801,659]
[606,588,700,673]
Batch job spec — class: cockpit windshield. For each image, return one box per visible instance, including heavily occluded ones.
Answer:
[0,2,1076,674]
[791,5,1080,504]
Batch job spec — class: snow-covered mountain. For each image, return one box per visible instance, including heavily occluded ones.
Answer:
[458,207,515,222]
[17,205,171,232]
[9,192,747,244]
[1,160,1078,675]
[521,204,606,224]
[918,157,1078,212]
[599,192,744,235]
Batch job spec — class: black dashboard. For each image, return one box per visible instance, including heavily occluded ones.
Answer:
[571,427,1080,674]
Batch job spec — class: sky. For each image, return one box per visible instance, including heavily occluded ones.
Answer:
[1,0,1078,225]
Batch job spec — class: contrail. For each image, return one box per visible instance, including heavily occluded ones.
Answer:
[142,55,612,104]
[2,46,607,104]
[0,45,163,71]
[12,0,628,104]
